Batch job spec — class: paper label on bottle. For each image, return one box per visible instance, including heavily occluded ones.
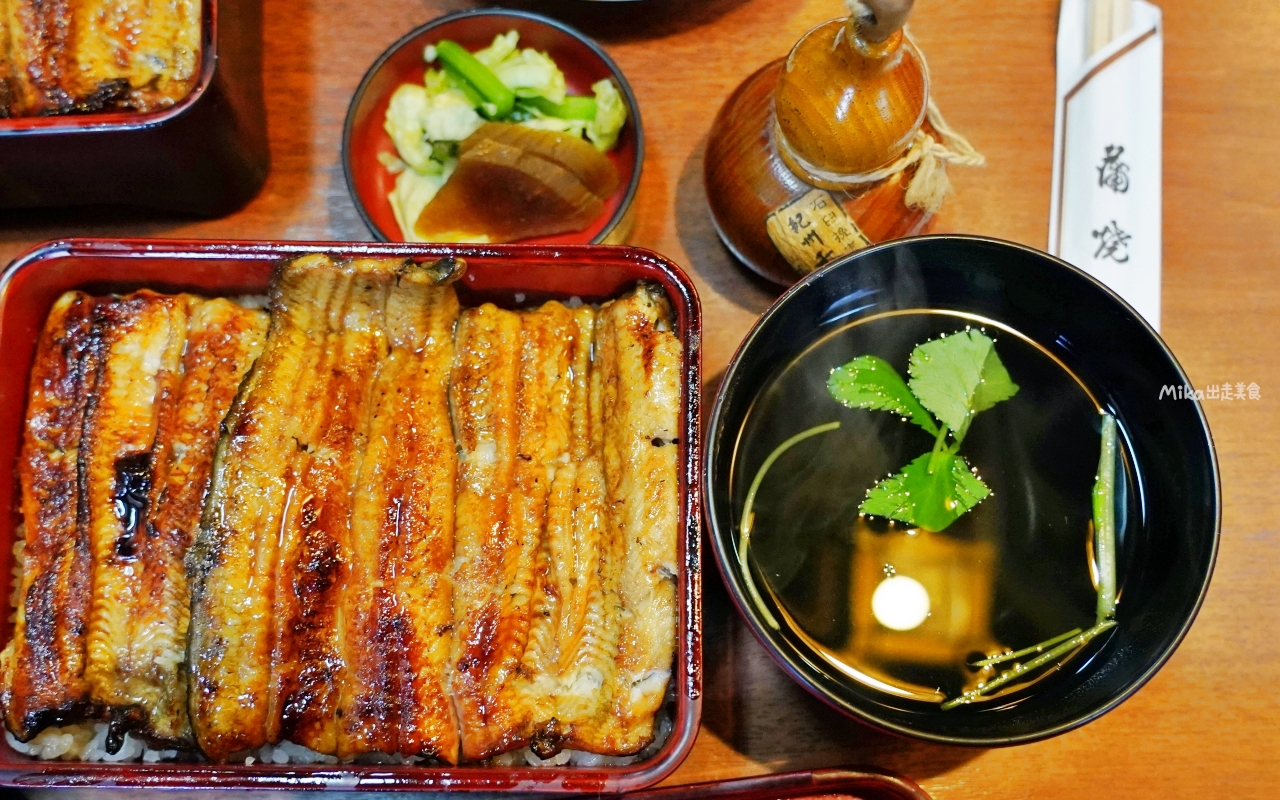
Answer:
[765,189,871,274]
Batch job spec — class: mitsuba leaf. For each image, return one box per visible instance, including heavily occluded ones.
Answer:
[907,330,1019,438]
[828,356,940,435]
[859,452,990,532]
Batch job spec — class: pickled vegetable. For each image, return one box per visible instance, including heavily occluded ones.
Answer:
[413,123,619,243]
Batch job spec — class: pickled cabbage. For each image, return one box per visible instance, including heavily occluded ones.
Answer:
[586,79,626,152]
[473,32,567,104]
[384,30,629,241]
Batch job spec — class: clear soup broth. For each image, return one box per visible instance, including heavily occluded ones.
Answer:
[733,311,1132,703]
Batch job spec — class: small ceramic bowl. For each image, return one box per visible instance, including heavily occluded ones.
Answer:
[344,9,643,245]
[704,235,1220,746]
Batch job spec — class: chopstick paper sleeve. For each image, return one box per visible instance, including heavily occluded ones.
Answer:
[1048,0,1163,329]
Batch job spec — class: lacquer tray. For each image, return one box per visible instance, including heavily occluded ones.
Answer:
[0,239,702,792]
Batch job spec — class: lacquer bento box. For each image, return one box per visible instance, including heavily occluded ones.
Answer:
[0,239,702,792]
[0,0,268,215]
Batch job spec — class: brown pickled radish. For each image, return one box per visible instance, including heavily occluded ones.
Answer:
[464,122,620,198]
[414,123,619,243]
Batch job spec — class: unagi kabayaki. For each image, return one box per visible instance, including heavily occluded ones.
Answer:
[0,0,202,117]
[3,257,682,767]
[1,293,100,742]
[188,255,466,763]
[450,287,682,761]
[336,260,461,762]
[575,285,682,755]
[0,291,267,750]
[449,300,583,761]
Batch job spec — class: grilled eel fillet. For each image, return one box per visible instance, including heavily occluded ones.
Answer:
[0,0,201,117]
[84,297,266,747]
[337,262,461,761]
[450,301,579,761]
[81,292,194,749]
[566,285,681,755]
[266,259,391,755]
[188,255,464,763]
[0,292,267,748]
[1,292,99,740]
[451,287,681,760]
[124,298,267,744]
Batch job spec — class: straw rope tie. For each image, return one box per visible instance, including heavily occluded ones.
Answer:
[877,99,986,214]
[846,0,986,213]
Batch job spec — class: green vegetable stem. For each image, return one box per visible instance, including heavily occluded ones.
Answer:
[1094,413,1118,621]
[969,628,1082,668]
[942,411,1121,710]
[434,40,516,118]
[941,620,1117,710]
[524,95,599,120]
[737,422,841,631]
[441,63,487,109]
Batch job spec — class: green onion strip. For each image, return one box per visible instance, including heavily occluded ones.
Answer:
[942,620,1117,710]
[1093,413,1118,622]
[434,40,516,118]
[970,628,1084,668]
[737,422,841,631]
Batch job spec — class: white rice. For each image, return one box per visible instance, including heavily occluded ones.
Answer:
[5,723,176,763]
[232,294,270,310]
[255,739,338,765]
[486,704,674,769]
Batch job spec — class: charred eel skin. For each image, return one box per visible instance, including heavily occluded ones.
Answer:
[1,292,101,741]
[0,292,267,750]
[188,256,465,762]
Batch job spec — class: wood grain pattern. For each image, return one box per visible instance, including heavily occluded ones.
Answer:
[774,23,926,179]
[704,58,933,284]
[2,0,1278,795]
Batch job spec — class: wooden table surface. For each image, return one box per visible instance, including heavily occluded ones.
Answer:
[2,0,1277,797]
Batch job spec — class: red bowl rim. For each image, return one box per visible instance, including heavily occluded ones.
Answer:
[0,0,218,136]
[340,8,645,245]
[0,238,701,793]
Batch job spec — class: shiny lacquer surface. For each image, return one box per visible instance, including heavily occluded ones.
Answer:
[0,239,701,793]
[774,22,927,181]
[0,0,269,215]
[0,1,1275,796]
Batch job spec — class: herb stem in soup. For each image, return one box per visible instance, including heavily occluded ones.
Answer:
[942,412,1122,709]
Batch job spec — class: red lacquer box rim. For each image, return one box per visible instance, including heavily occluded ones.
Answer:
[623,766,932,800]
[0,239,703,793]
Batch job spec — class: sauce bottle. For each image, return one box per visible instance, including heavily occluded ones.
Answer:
[705,0,979,284]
